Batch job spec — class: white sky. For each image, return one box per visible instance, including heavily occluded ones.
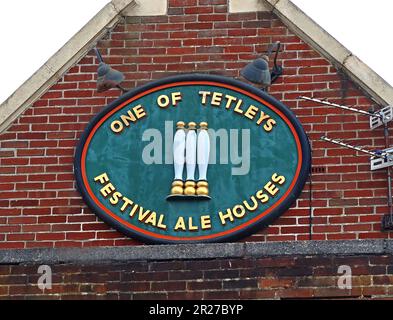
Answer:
[0,0,392,105]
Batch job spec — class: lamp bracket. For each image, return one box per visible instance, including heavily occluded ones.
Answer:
[268,41,282,84]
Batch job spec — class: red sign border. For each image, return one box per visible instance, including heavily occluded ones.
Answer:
[74,74,311,243]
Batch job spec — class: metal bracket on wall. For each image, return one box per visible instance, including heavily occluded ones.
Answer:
[320,136,393,170]
[370,105,393,129]
[299,96,393,231]
[371,147,393,170]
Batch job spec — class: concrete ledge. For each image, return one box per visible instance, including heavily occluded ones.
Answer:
[245,240,387,257]
[0,240,392,264]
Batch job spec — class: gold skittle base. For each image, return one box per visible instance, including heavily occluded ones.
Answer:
[167,180,211,201]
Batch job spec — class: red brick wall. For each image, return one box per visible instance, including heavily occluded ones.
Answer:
[1,255,392,299]
[1,0,392,249]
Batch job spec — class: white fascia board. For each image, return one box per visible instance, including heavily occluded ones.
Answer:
[264,0,393,106]
[123,0,167,16]
[229,0,271,13]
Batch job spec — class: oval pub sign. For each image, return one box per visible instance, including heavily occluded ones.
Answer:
[74,74,311,244]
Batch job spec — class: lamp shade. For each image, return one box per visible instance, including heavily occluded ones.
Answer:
[96,62,125,93]
[240,57,271,87]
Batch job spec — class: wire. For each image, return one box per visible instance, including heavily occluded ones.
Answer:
[94,47,104,64]
[309,155,313,241]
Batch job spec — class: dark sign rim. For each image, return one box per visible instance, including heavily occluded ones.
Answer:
[74,73,311,244]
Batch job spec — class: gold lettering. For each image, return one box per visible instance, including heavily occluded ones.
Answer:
[188,217,198,231]
[94,173,109,184]
[121,196,133,212]
[199,91,211,105]
[110,120,123,133]
[219,209,234,225]
[272,173,286,185]
[263,118,276,132]
[233,99,244,114]
[129,203,139,217]
[120,110,136,126]
[174,216,187,231]
[232,205,246,218]
[264,181,279,197]
[157,214,167,230]
[201,215,211,230]
[109,191,123,205]
[171,92,182,106]
[133,104,146,119]
[138,207,151,222]
[211,92,223,106]
[243,196,258,211]
[157,94,170,108]
[144,212,157,226]
[244,105,259,120]
[256,111,270,125]
[256,190,269,203]
[110,105,147,133]
[224,95,237,109]
[100,183,115,197]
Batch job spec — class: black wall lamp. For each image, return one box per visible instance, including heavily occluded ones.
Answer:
[94,48,127,94]
[241,41,283,90]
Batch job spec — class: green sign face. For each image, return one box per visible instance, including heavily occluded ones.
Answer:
[75,74,311,244]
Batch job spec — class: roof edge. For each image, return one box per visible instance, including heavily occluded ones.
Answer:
[0,0,137,134]
[263,0,393,106]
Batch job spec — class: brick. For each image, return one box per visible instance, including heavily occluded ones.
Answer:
[36,233,66,241]
[167,47,196,55]
[157,24,184,31]
[224,46,253,53]
[167,7,184,15]
[228,29,257,36]
[240,290,276,299]
[198,14,227,22]
[228,12,257,21]
[204,269,239,279]
[66,232,96,240]
[169,271,203,281]
[185,6,213,14]
[151,281,186,292]
[132,293,168,300]
[141,32,168,40]
[260,278,295,289]
[169,15,197,23]
[199,0,226,4]
[149,261,185,271]
[223,279,258,289]
[170,31,198,38]
[183,38,213,46]
[21,225,51,233]
[312,288,357,298]
[203,290,239,299]
[187,280,222,290]
[169,0,197,6]
[184,22,213,30]
[168,291,204,300]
